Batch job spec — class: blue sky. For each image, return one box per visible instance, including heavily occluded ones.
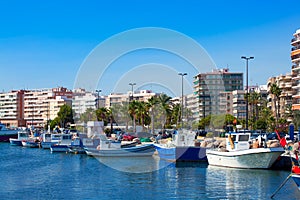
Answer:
[0,0,299,96]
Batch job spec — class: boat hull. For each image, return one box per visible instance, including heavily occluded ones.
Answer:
[85,144,155,157]
[0,133,18,142]
[50,145,70,152]
[206,147,284,169]
[41,142,59,149]
[21,141,40,148]
[292,174,300,191]
[154,144,207,162]
[9,139,23,146]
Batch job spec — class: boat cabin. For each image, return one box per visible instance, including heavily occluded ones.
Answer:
[98,134,121,150]
[225,132,251,151]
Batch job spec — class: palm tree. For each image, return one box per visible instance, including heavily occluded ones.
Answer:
[106,108,114,134]
[270,83,282,124]
[171,103,180,128]
[95,107,109,125]
[147,96,159,134]
[128,100,139,132]
[135,101,149,131]
[249,91,261,129]
[157,94,172,130]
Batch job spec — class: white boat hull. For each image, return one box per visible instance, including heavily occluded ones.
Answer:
[206,147,284,169]
[85,144,155,157]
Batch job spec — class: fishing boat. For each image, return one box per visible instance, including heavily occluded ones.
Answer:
[0,123,19,142]
[154,130,207,162]
[40,133,61,149]
[85,134,155,157]
[21,139,40,148]
[68,136,85,154]
[206,132,284,169]
[9,130,30,146]
[50,134,73,153]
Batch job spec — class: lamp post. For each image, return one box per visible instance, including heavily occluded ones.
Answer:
[96,89,101,109]
[129,83,136,101]
[178,73,187,129]
[241,56,254,130]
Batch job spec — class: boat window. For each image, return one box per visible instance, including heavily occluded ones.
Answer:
[62,135,72,139]
[20,133,27,137]
[238,135,249,141]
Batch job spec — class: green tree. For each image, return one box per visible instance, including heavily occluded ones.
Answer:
[147,96,159,134]
[270,83,282,124]
[157,94,172,129]
[171,103,180,128]
[198,115,211,130]
[50,117,60,130]
[79,108,97,123]
[128,100,139,132]
[95,107,109,125]
[57,104,74,128]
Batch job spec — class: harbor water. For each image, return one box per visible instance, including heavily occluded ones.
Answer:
[0,143,299,200]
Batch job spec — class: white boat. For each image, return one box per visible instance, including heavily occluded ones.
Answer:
[50,134,73,152]
[85,134,155,157]
[9,130,30,146]
[21,139,40,148]
[40,133,61,149]
[206,132,284,169]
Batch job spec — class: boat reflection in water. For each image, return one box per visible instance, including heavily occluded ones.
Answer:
[205,165,299,199]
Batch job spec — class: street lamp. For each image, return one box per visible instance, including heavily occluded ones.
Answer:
[129,83,136,101]
[178,72,187,129]
[241,56,254,130]
[96,89,101,109]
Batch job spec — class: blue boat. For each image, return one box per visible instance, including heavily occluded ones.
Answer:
[292,174,300,191]
[154,145,207,162]
[0,123,19,142]
[68,136,85,154]
[154,130,207,162]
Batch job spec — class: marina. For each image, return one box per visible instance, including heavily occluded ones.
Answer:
[1,142,299,199]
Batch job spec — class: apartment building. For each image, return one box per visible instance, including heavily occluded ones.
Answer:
[72,88,105,119]
[193,68,243,119]
[24,87,72,128]
[267,74,293,118]
[0,90,26,127]
[105,90,157,107]
[291,28,300,110]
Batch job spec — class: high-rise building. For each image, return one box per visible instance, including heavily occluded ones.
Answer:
[105,90,157,107]
[0,90,26,127]
[72,88,105,119]
[267,74,293,119]
[24,87,72,128]
[193,68,243,119]
[291,28,300,110]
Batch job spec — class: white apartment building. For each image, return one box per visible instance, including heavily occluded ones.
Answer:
[24,87,72,128]
[72,88,105,119]
[105,90,157,107]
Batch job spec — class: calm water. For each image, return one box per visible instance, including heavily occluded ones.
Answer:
[0,143,299,200]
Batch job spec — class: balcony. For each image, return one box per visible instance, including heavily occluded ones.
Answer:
[291,37,300,45]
